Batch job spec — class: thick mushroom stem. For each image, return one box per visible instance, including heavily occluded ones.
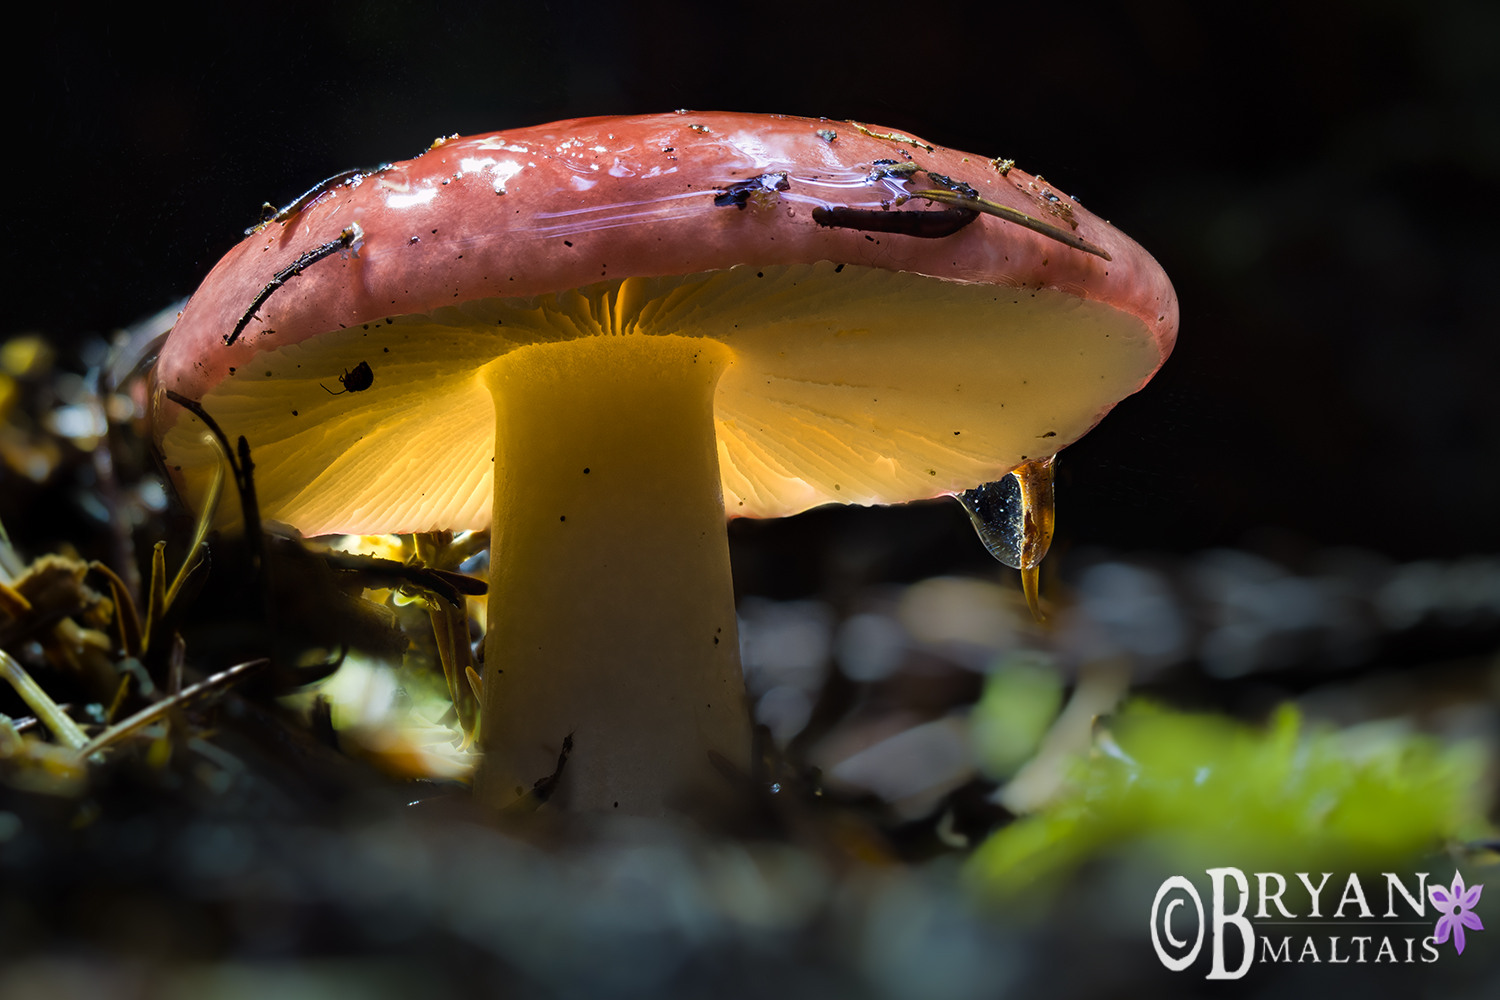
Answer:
[476,334,750,814]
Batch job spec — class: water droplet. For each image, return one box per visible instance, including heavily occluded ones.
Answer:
[957,456,1056,621]
[957,476,1025,568]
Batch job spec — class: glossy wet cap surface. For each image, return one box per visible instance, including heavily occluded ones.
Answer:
[156,111,1177,401]
[152,112,1178,535]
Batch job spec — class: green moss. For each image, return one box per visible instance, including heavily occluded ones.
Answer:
[967,700,1490,895]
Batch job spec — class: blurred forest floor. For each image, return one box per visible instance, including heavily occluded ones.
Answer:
[3,312,1500,998]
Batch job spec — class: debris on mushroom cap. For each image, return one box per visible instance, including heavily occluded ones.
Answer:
[152,112,1178,537]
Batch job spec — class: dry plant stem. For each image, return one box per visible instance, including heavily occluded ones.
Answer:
[907,188,1112,260]
[0,649,90,750]
[3,553,120,694]
[0,579,31,620]
[92,446,216,665]
[166,434,226,607]
[477,335,750,815]
[105,674,131,723]
[159,394,267,628]
[74,657,268,758]
[430,599,477,740]
[441,605,478,740]
[415,533,479,740]
[144,542,167,653]
[0,515,24,582]
[88,560,143,657]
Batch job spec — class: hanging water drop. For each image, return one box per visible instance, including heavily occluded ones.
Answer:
[957,476,1025,568]
[956,456,1056,622]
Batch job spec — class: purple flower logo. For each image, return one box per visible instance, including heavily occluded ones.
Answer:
[1430,871,1485,955]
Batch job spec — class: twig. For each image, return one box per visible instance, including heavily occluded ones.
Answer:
[244,165,388,235]
[9,708,76,735]
[847,121,934,153]
[161,395,256,552]
[225,225,361,347]
[320,550,483,608]
[907,188,1112,260]
[235,436,264,560]
[161,392,271,647]
[162,391,240,486]
[74,657,268,759]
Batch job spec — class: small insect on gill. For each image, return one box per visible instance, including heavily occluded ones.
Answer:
[321,361,374,395]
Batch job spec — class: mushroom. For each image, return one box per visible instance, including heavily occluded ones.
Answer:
[150,112,1177,815]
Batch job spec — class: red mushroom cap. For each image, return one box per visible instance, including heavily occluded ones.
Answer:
[153,112,1178,534]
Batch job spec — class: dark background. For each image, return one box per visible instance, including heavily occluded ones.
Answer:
[6,0,1498,595]
[1,9,1498,993]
